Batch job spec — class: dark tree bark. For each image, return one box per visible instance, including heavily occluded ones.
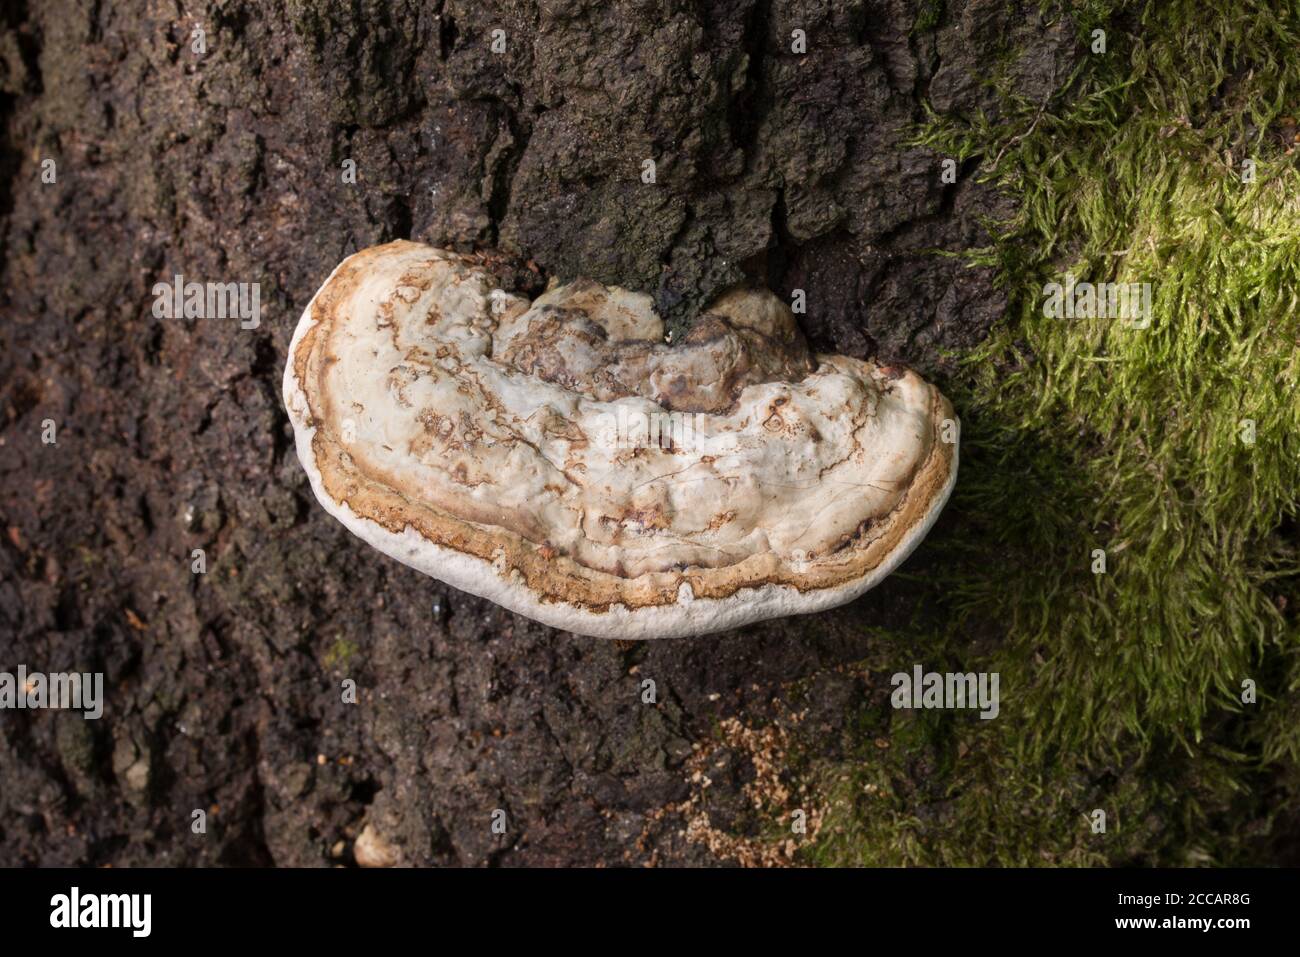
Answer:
[0,0,1075,865]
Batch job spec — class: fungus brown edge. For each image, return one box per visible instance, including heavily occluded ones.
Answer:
[283,244,959,639]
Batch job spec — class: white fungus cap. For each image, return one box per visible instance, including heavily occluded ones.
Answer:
[283,240,958,639]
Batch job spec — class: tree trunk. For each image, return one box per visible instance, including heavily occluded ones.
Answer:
[0,0,1076,865]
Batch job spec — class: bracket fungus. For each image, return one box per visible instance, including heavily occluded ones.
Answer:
[283,240,958,639]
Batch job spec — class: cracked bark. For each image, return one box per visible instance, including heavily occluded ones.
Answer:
[1,0,1078,866]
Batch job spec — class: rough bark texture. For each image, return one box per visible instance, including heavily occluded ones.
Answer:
[0,0,1075,866]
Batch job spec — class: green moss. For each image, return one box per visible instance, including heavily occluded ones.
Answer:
[913,0,946,35]
[812,0,1300,866]
[324,636,360,671]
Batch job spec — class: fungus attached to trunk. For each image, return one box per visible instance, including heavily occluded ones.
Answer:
[283,240,958,639]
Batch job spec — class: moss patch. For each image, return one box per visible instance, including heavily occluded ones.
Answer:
[812,0,1300,866]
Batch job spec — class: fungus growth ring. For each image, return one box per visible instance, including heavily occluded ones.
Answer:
[283,240,958,638]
